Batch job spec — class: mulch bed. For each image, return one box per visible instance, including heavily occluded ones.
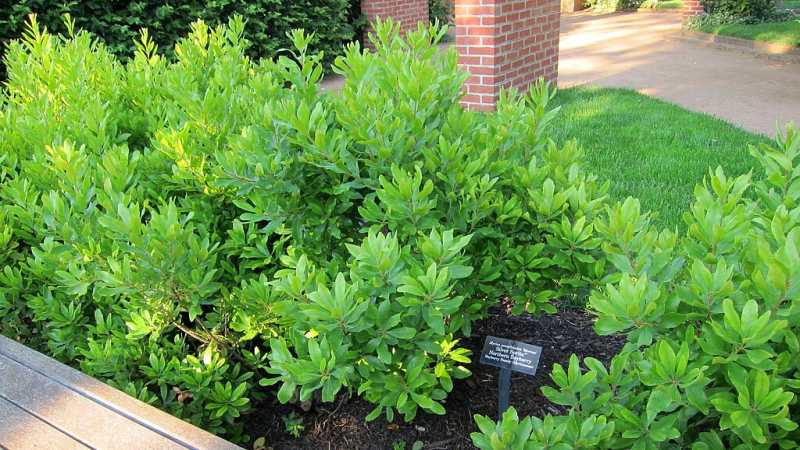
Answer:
[244,303,625,450]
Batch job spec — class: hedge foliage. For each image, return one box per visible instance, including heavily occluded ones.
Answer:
[583,0,644,12]
[0,17,611,441]
[472,124,800,449]
[701,0,779,19]
[0,0,362,79]
[429,0,454,24]
[12,9,798,447]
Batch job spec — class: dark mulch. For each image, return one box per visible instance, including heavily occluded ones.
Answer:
[244,303,625,450]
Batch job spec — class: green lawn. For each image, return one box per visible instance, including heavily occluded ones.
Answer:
[698,19,800,47]
[640,0,684,9]
[654,0,684,9]
[782,0,800,9]
[549,87,771,230]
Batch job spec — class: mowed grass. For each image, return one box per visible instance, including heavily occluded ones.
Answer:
[549,87,772,230]
[639,0,683,9]
[654,0,684,9]
[699,20,800,47]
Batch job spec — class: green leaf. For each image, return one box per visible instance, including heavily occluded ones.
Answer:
[388,327,416,340]
[646,387,674,423]
[277,382,296,404]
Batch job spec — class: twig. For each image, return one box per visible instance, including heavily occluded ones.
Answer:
[173,321,210,344]
[425,437,461,449]
[319,395,348,429]
[172,321,247,364]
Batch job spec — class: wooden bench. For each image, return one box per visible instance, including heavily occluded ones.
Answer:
[0,335,241,450]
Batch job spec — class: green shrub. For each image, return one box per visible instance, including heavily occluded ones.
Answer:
[0,0,363,79]
[0,16,609,440]
[472,125,800,449]
[685,10,745,30]
[584,0,644,12]
[699,0,781,20]
[685,9,794,31]
[430,0,454,25]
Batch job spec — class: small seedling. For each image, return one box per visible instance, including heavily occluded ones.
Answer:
[252,436,272,450]
[282,412,305,438]
[392,440,424,450]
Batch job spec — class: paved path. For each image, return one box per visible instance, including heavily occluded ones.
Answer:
[559,12,800,135]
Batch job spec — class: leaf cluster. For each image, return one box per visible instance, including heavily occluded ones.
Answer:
[0,17,608,438]
[473,125,800,449]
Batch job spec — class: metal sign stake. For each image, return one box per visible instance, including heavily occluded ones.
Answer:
[498,367,512,417]
[479,335,543,420]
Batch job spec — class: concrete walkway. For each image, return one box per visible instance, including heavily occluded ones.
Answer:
[322,12,798,136]
[559,12,800,135]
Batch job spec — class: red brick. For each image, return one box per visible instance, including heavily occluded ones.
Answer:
[682,0,703,16]
[469,66,495,75]
[468,46,495,55]
[461,94,483,104]
[468,84,496,94]
[470,104,496,111]
[441,0,562,111]
[361,0,429,47]
[467,26,496,36]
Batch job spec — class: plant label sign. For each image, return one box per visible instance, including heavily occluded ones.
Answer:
[480,336,542,376]
[479,336,543,418]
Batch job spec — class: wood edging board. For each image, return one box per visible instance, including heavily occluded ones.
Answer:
[0,335,241,450]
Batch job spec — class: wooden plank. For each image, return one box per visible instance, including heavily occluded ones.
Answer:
[0,352,184,449]
[0,336,241,450]
[0,396,89,450]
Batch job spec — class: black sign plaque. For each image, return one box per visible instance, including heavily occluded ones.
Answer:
[479,336,543,418]
[480,336,542,376]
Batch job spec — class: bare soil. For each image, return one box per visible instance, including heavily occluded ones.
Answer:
[244,303,625,450]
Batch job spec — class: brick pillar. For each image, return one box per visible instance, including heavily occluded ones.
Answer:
[682,0,703,17]
[361,0,430,43]
[456,0,561,111]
